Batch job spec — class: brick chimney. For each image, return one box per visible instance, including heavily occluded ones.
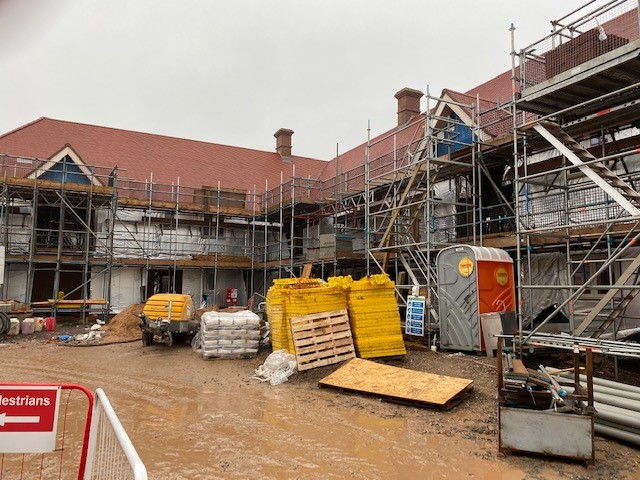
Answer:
[394,87,423,126]
[274,128,294,157]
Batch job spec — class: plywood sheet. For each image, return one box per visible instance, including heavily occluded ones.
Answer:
[319,358,473,410]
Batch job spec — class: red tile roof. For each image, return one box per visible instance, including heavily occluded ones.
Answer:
[0,117,327,194]
[2,10,637,199]
[465,68,514,106]
[319,118,424,185]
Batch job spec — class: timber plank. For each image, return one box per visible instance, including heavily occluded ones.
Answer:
[319,358,474,410]
[294,323,352,340]
[296,336,354,355]
[295,330,353,348]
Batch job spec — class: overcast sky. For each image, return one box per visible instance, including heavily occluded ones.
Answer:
[0,0,588,160]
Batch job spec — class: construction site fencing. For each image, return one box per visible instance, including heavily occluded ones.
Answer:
[84,389,147,480]
[0,384,93,480]
[518,0,639,92]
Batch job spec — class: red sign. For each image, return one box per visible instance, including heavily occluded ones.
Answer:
[0,385,61,453]
[226,288,238,306]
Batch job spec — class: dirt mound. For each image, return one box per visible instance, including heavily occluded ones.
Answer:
[104,303,144,341]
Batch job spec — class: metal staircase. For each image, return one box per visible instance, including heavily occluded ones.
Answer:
[574,251,640,337]
[367,126,442,327]
[530,120,640,338]
[532,121,640,216]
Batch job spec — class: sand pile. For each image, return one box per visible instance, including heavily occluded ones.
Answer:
[104,303,144,341]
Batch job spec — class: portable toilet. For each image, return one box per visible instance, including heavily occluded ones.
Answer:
[436,245,515,352]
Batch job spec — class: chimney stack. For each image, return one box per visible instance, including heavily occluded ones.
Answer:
[274,128,294,157]
[394,87,423,126]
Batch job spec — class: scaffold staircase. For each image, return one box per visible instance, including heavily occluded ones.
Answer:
[532,121,640,216]
[370,132,441,326]
[574,251,640,337]
[524,121,640,340]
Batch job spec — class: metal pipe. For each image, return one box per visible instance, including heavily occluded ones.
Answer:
[597,419,640,437]
[560,373,640,395]
[595,422,640,445]
[562,386,640,412]
[594,403,640,427]
[558,379,640,402]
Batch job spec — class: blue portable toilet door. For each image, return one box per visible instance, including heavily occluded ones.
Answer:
[436,248,480,352]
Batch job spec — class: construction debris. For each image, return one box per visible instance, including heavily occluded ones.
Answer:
[498,338,596,463]
[252,349,297,386]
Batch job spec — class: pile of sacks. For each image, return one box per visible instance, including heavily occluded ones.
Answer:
[200,310,261,358]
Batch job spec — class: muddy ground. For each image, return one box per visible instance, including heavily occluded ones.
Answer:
[1,328,639,480]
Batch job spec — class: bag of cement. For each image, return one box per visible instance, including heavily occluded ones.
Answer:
[252,349,297,385]
[200,310,261,359]
[202,310,260,329]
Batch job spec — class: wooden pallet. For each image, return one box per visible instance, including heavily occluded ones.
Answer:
[319,358,474,410]
[290,309,356,371]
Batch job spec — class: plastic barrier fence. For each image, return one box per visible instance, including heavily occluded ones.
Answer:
[84,388,147,480]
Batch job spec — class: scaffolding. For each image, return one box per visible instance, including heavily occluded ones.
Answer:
[511,0,640,356]
[1,1,640,356]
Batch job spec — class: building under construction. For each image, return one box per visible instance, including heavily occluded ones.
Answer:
[1,0,640,349]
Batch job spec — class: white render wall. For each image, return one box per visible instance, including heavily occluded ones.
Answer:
[91,266,143,313]
[5,264,27,303]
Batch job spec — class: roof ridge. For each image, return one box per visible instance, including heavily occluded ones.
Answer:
[37,117,326,163]
[443,88,496,105]
[0,117,48,141]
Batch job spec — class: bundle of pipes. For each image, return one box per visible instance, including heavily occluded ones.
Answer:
[554,373,640,445]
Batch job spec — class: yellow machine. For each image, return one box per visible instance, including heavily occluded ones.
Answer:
[139,293,200,346]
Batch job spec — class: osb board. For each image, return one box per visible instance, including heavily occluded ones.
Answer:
[291,309,356,371]
[319,358,473,410]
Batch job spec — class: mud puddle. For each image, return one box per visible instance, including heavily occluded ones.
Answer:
[1,342,638,479]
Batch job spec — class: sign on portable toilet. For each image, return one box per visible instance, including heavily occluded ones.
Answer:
[436,245,515,352]
[0,385,61,453]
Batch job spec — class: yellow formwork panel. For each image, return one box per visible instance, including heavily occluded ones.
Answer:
[284,286,347,318]
[265,275,405,358]
[266,278,327,353]
[344,275,406,358]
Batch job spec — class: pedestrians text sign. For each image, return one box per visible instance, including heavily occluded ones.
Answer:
[0,385,61,453]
